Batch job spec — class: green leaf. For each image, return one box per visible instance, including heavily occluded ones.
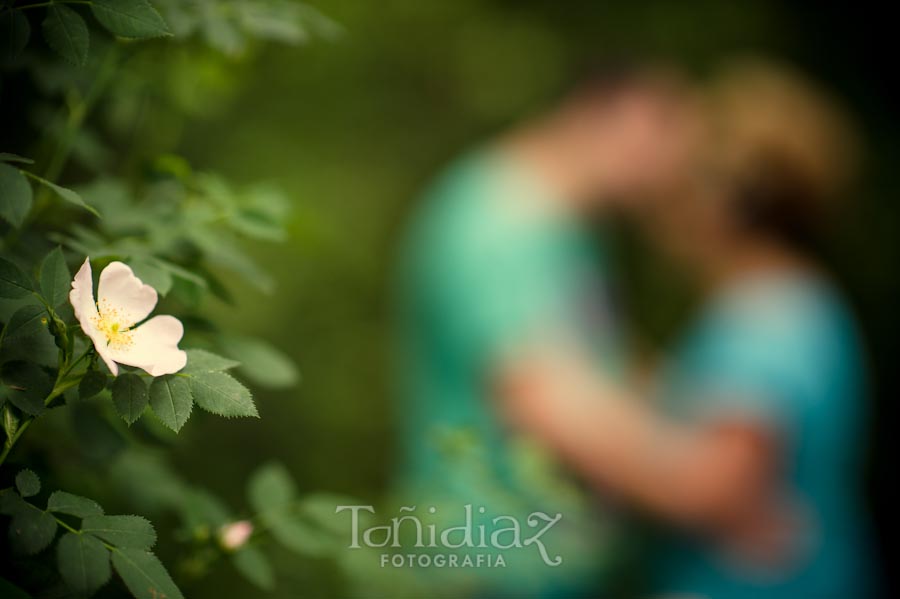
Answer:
[79,370,108,400]
[0,488,29,516]
[0,257,32,298]
[0,163,32,228]
[188,371,257,418]
[220,335,299,390]
[1,304,48,345]
[40,247,71,307]
[262,512,333,557]
[48,491,104,518]
[23,171,100,216]
[15,469,40,497]
[0,153,34,164]
[248,462,295,514]
[182,348,239,374]
[111,548,183,599]
[8,504,58,555]
[148,375,192,432]
[2,9,30,61]
[111,373,148,424]
[57,532,112,596]
[1,361,52,416]
[231,546,275,591]
[91,0,171,39]
[129,258,172,297]
[42,4,89,66]
[82,515,156,549]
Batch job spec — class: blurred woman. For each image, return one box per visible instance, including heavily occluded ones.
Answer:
[501,60,876,598]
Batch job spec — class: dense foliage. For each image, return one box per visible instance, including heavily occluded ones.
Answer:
[1,1,346,596]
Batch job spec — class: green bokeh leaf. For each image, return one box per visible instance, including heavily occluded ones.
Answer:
[0,162,32,227]
[91,0,171,39]
[0,153,34,164]
[48,491,105,518]
[42,4,89,66]
[188,371,257,418]
[148,374,192,432]
[57,532,112,596]
[15,469,40,497]
[82,515,156,549]
[111,373,149,424]
[40,247,71,307]
[24,171,100,216]
[248,462,295,514]
[219,335,299,390]
[231,545,275,591]
[183,348,239,374]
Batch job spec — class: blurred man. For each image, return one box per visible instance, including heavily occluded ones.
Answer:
[503,60,876,599]
[392,66,699,597]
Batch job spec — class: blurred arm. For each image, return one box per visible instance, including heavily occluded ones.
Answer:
[496,348,777,531]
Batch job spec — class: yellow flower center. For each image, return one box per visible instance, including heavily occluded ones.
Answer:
[92,299,135,350]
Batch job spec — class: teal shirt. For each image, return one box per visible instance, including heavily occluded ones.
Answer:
[393,150,621,597]
[654,273,875,599]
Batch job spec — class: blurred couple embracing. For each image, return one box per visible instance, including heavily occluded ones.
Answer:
[392,58,876,599]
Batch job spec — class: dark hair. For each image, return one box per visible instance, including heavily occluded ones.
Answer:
[731,150,824,251]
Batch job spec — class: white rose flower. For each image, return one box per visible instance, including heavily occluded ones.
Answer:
[69,258,187,377]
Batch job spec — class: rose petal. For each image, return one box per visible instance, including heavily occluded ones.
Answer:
[107,315,187,376]
[97,261,158,327]
[69,258,119,375]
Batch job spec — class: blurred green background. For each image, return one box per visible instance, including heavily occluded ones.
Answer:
[172,1,897,595]
[11,1,896,596]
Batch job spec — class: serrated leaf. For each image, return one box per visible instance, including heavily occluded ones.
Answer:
[148,375,192,432]
[48,491,104,518]
[0,488,29,516]
[0,153,34,164]
[91,0,171,39]
[231,545,275,591]
[1,361,52,416]
[111,548,183,599]
[40,247,71,307]
[1,304,48,345]
[82,515,155,549]
[0,162,32,228]
[111,373,148,424]
[188,371,256,418]
[15,469,40,497]
[2,9,30,60]
[24,171,99,216]
[182,349,239,374]
[8,504,57,555]
[79,370,108,400]
[219,335,299,390]
[57,532,112,595]
[42,4,89,66]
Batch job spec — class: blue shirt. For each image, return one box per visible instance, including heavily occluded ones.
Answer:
[393,150,623,596]
[654,272,875,599]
